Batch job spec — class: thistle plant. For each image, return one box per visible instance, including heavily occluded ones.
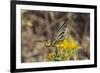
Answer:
[36,22,81,61]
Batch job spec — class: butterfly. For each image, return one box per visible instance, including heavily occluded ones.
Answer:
[35,23,81,49]
[36,22,81,50]
[34,22,81,61]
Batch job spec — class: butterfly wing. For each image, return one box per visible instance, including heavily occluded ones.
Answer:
[52,22,69,44]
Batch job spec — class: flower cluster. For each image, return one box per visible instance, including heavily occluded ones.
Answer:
[47,35,81,61]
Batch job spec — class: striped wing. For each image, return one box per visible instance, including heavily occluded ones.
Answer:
[52,22,69,44]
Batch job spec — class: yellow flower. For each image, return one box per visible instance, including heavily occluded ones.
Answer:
[47,53,54,60]
[55,35,81,49]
